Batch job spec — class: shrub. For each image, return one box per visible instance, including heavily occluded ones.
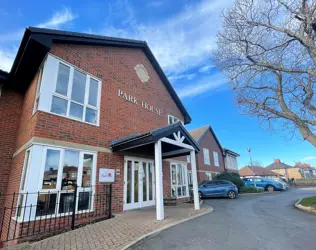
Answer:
[240,186,264,193]
[215,172,245,191]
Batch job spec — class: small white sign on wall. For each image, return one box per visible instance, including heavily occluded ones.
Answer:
[99,168,115,183]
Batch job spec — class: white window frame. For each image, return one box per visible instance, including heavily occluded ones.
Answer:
[33,65,44,114]
[213,151,219,167]
[186,155,191,163]
[168,115,183,125]
[205,172,212,181]
[36,147,97,218]
[34,54,102,126]
[203,148,210,165]
[16,145,97,221]
[170,162,189,198]
[187,171,192,185]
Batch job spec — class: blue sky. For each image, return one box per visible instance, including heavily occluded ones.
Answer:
[0,0,315,168]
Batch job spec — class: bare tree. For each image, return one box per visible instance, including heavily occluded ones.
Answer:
[213,0,316,146]
[248,160,263,166]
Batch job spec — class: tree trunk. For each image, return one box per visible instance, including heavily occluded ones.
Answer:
[298,125,316,147]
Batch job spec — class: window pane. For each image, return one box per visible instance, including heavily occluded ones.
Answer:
[56,63,70,96]
[69,102,83,120]
[78,192,91,211]
[61,150,79,190]
[149,163,153,201]
[134,162,139,203]
[51,96,68,116]
[21,151,30,190]
[177,164,183,185]
[88,78,98,107]
[82,154,93,187]
[143,162,147,202]
[42,150,60,189]
[171,165,176,185]
[71,70,86,104]
[59,193,74,213]
[36,193,57,217]
[127,161,132,204]
[85,107,97,124]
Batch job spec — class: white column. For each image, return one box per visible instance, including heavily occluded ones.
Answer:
[190,150,200,210]
[155,140,164,220]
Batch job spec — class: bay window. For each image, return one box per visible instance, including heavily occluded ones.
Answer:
[170,163,188,198]
[17,145,97,220]
[34,54,101,125]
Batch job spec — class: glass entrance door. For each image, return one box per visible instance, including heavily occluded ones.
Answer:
[124,157,155,210]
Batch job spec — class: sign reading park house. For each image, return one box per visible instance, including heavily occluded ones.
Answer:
[118,89,163,116]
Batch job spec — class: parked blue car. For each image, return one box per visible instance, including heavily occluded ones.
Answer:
[198,180,238,199]
[243,178,284,191]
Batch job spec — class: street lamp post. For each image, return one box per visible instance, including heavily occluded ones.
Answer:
[247,148,256,188]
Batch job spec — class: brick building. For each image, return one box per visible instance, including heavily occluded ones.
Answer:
[0,27,202,246]
[184,126,239,183]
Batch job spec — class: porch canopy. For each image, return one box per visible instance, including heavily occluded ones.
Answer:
[110,122,201,220]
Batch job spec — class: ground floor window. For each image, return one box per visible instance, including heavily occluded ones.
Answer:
[188,171,192,185]
[17,145,97,220]
[205,172,212,181]
[171,163,188,198]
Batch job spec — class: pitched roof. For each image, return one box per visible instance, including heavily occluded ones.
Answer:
[189,126,209,141]
[239,166,281,177]
[266,162,292,170]
[188,125,222,149]
[6,27,191,124]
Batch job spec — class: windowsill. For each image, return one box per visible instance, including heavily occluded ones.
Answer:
[38,109,100,127]
[176,195,190,199]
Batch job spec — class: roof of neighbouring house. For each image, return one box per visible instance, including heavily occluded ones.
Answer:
[5,27,191,124]
[188,125,222,148]
[266,160,292,170]
[222,148,240,157]
[0,69,9,84]
[239,166,282,177]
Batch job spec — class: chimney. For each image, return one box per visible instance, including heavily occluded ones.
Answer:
[274,159,280,163]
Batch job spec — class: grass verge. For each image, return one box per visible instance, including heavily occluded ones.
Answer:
[299,196,316,207]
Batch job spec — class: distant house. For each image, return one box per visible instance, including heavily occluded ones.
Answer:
[266,159,292,179]
[239,166,282,179]
[223,148,240,173]
[291,162,316,179]
[185,125,239,183]
[187,125,225,182]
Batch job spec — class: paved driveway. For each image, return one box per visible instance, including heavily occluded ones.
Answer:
[131,188,316,250]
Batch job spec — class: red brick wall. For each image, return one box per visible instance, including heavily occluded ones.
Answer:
[196,130,225,173]
[0,89,23,196]
[15,72,39,151]
[30,44,184,148]
[96,152,124,212]
[162,161,171,197]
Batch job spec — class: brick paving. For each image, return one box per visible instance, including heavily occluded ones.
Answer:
[6,204,211,250]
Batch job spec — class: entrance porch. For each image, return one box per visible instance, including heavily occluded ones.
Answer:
[111,122,201,220]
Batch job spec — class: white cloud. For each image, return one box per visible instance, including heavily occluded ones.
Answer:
[199,64,214,73]
[100,0,233,75]
[37,7,77,29]
[0,48,17,72]
[148,1,163,7]
[176,73,227,98]
[169,73,197,81]
[301,156,316,162]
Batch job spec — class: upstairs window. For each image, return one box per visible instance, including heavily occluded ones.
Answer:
[213,151,219,167]
[203,148,210,165]
[51,61,101,125]
[34,54,102,125]
[168,115,183,125]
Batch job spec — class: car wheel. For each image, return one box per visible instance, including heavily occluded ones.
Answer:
[266,185,275,192]
[199,191,203,199]
[227,190,236,199]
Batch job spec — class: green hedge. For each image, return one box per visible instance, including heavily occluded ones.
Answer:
[215,172,245,190]
[240,186,264,193]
